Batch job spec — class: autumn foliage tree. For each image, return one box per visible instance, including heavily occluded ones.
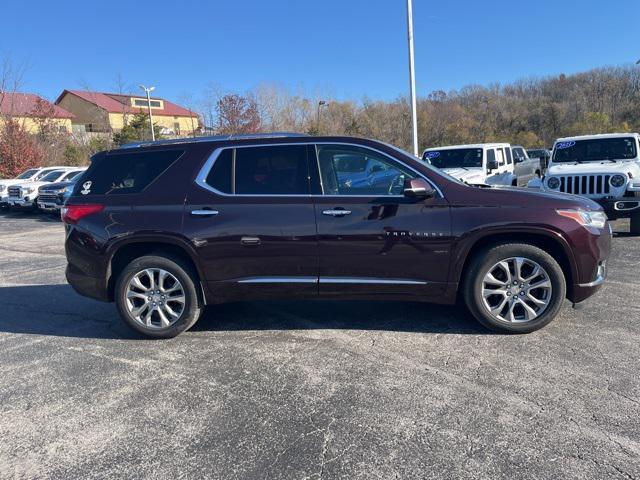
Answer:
[0,120,43,178]
[215,94,261,134]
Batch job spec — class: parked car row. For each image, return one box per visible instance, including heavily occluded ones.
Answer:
[421,134,640,234]
[0,166,87,213]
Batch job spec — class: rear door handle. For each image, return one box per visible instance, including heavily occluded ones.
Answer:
[322,209,352,217]
[241,236,261,246]
[191,209,219,217]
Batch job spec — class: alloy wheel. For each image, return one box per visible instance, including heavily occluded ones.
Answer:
[481,257,552,323]
[125,268,186,329]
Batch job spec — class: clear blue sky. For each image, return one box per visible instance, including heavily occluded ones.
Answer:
[3,0,639,104]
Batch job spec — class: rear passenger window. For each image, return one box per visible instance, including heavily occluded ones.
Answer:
[486,149,496,164]
[234,145,309,195]
[81,150,183,195]
[205,149,233,194]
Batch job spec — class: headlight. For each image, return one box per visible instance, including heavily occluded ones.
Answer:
[23,187,35,194]
[55,187,68,195]
[610,174,626,188]
[557,209,607,229]
[0,185,5,192]
[547,177,560,189]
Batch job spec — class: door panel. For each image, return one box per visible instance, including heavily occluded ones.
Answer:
[312,143,452,300]
[314,197,451,299]
[183,145,319,303]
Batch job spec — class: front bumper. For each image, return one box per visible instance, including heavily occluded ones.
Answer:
[7,196,35,207]
[38,201,62,211]
[595,198,640,219]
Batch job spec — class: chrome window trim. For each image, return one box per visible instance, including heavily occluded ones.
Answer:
[195,142,445,199]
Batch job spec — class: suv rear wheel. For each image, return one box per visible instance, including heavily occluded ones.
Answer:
[115,255,202,338]
[463,243,566,333]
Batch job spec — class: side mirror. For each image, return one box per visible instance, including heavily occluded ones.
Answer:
[369,164,383,174]
[514,157,524,164]
[403,178,435,199]
[486,160,499,171]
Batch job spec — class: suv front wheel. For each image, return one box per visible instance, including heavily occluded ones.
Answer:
[115,254,203,338]
[463,243,566,333]
[630,211,640,236]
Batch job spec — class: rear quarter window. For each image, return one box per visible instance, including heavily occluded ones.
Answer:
[77,149,183,195]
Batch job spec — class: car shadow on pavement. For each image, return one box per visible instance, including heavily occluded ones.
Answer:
[0,284,489,339]
[0,208,60,223]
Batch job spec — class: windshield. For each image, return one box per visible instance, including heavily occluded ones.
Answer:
[553,137,637,163]
[40,170,65,182]
[17,169,39,179]
[424,148,483,169]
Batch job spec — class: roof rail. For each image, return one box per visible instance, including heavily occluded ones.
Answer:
[119,132,309,149]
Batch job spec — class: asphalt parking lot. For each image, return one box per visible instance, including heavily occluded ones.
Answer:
[0,210,639,479]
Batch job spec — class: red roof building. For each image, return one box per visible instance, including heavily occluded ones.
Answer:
[55,90,199,135]
[0,92,75,133]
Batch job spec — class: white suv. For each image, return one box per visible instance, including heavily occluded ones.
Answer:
[0,167,68,206]
[6,168,79,209]
[529,133,640,234]
[423,143,519,186]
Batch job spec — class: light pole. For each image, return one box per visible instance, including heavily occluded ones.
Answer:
[316,100,327,134]
[139,84,156,141]
[406,0,419,156]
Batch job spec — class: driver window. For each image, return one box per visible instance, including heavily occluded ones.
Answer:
[316,144,415,196]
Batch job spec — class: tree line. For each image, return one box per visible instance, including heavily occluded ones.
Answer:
[216,65,640,151]
[2,62,640,178]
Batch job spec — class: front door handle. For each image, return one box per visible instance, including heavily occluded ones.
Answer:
[191,209,219,217]
[322,209,352,217]
[241,236,261,246]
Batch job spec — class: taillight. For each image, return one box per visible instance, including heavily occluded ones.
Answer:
[61,204,105,224]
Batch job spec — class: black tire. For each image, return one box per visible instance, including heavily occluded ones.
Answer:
[463,243,566,334]
[115,254,202,338]
[631,212,640,236]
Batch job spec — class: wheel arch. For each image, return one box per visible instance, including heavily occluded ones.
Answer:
[106,235,207,303]
[453,228,578,300]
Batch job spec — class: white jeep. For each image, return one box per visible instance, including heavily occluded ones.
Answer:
[423,143,523,186]
[528,133,640,234]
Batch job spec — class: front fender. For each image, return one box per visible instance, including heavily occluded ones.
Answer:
[449,224,579,288]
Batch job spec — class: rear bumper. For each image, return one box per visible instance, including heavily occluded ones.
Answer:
[66,263,110,302]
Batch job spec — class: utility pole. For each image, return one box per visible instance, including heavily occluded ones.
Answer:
[139,84,156,141]
[316,100,327,134]
[406,0,419,156]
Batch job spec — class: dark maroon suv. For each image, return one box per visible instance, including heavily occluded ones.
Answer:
[63,133,611,338]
